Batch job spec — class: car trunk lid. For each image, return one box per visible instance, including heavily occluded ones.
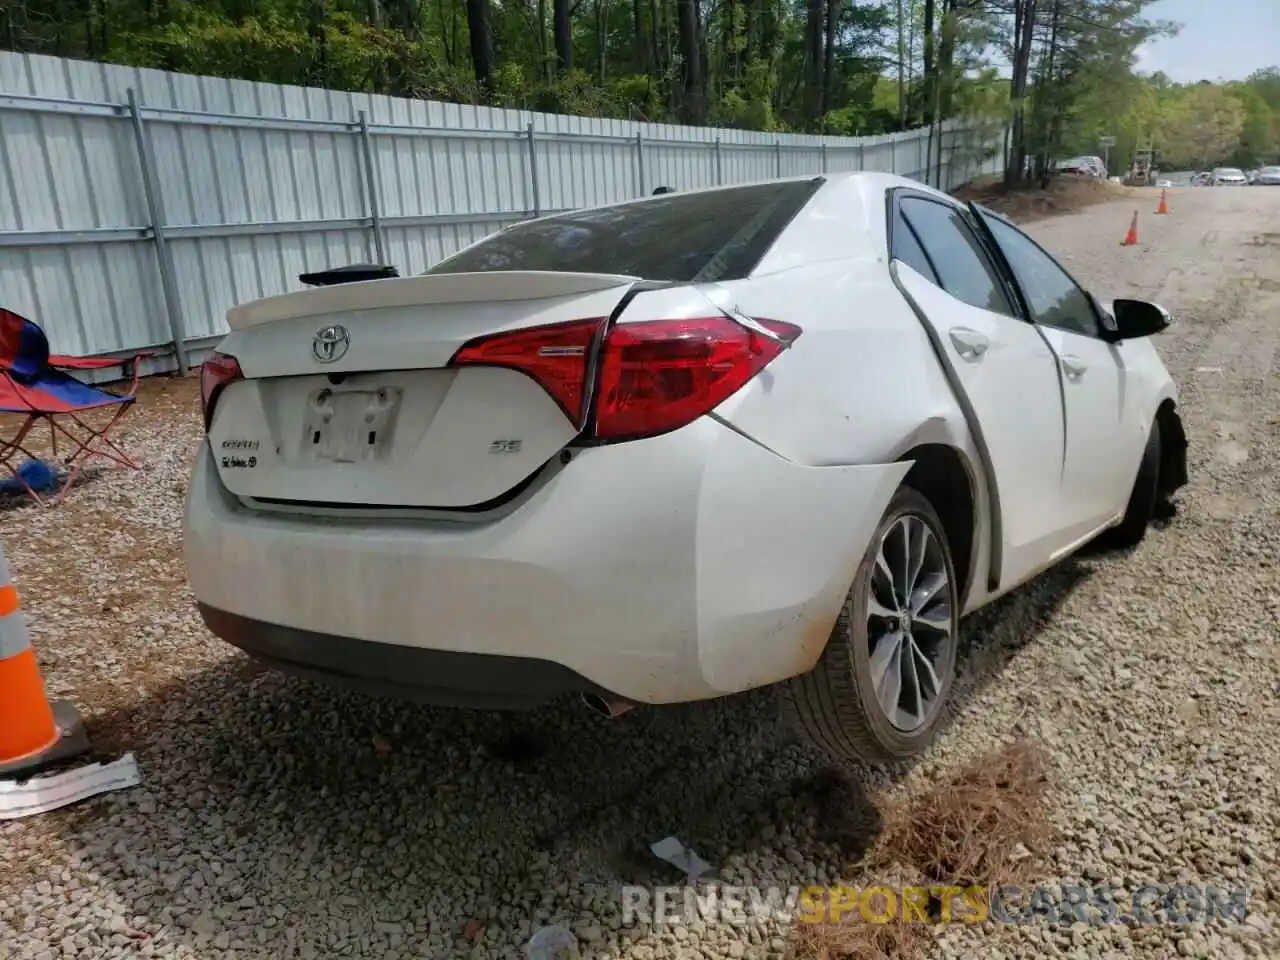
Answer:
[208,271,638,510]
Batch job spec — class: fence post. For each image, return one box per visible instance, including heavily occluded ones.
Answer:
[357,111,386,264]
[635,132,645,197]
[526,122,542,217]
[820,141,827,174]
[126,89,188,377]
[775,140,782,178]
[714,137,723,185]
[890,136,898,176]
[858,141,865,172]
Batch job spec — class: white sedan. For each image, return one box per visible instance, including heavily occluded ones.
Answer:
[184,173,1188,764]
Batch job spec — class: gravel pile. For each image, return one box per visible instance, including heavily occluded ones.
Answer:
[2,186,1279,960]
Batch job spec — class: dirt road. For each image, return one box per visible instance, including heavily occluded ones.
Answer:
[1,184,1279,960]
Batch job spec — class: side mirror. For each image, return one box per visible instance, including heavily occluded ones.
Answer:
[1108,298,1171,341]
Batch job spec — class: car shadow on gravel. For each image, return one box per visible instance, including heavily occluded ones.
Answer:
[53,557,1092,955]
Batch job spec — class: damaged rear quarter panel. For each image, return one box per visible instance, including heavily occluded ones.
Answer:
[710,260,975,469]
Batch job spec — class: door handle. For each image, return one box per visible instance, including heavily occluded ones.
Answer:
[1060,354,1088,380]
[948,327,990,360]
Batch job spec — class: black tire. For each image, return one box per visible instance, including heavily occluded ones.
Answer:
[1100,421,1161,550]
[780,484,959,765]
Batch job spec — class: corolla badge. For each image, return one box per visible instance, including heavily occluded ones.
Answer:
[312,324,350,363]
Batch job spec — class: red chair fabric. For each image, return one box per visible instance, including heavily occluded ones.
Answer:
[0,309,152,506]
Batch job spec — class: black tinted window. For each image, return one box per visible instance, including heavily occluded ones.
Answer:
[426,179,822,283]
[891,207,939,283]
[982,215,1100,337]
[899,198,1014,316]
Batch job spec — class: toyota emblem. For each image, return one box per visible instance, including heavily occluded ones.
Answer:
[312,324,350,363]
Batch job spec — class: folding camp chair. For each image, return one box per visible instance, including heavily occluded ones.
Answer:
[0,308,151,506]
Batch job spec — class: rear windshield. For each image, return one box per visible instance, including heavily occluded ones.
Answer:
[425,178,823,283]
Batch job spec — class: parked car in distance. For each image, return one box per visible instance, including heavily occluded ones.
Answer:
[1057,156,1105,178]
[185,172,1189,765]
[1212,167,1248,185]
[1192,172,1213,186]
[1252,166,1280,185]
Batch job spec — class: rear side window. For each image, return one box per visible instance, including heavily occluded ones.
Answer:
[890,207,940,283]
[426,179,823,283]
[899,197,1015,317]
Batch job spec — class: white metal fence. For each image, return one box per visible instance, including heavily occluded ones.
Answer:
[0,52,1005,372]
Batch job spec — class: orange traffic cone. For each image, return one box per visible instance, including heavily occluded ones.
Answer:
[1121,210,1139,246]
[1156,189,1169,215]
[0,545,87,778]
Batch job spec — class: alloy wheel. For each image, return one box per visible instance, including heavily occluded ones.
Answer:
[865,514,956,732]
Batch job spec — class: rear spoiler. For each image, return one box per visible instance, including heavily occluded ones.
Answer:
[299,264,400,287]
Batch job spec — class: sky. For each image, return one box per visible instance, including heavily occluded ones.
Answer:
[1136,0,1280,83]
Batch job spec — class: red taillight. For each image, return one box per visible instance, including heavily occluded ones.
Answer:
[451,318,604,424]
[448,314,800,442]
[593,316,800,441]
[199,352,243,430]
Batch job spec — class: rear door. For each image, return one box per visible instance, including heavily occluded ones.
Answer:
[975,210,1139,533]
[889,191,1071,587]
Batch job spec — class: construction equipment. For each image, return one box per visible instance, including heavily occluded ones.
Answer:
[1124,147,1161,187]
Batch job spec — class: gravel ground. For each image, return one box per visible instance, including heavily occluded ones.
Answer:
[2,185,1280,960]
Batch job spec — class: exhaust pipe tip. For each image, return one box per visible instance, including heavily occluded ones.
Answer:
[581,692,635,719]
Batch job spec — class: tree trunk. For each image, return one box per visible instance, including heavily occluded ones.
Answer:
[721,0,734,88]
[820,0,837,120]
[896,0,906,128]
[696,0,708,107]
[554,0,573,72]
[633,0,648,73]
[596,0,607,82]
[307,0,329,87]
[937,0,957,118]
[1031,0,1061,182]
[676,0,705,122]
[539,0,552,82]
[1004,0,1038,186]
[389,0,421,37]
[649,0,662,81]
[466,0,494,93]
[804,0,822,124]
[437,0,453,65]
[921,0,934,125]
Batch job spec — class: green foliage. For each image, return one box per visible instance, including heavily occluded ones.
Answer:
[1,0,1273,176]
[1228,84,1275,168]
[711,61,781,130]
[1060,69,1279,173]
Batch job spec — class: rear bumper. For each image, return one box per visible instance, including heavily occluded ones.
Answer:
[198,604,621,709]
[184,418,909,706]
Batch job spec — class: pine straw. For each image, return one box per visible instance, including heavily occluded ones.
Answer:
[875,741,1053,889]
[789,914,925,960]
[790,742,1053,960]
